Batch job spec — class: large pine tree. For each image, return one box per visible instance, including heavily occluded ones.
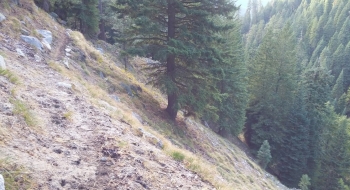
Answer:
[116,0,238,120]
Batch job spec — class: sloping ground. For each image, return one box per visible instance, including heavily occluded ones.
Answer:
[0,2,291,190]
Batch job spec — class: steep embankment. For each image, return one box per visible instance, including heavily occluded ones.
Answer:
[0,1,290,190]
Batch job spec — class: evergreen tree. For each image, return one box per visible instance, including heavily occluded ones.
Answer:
[209,19,248,136]
[71,0,99,36]
[316,115,350,190]
[301,67,332,188]
[257,140,272,169]
[246,25,297,155]
[241,0,251,34]
[338,179,350,190]
[332,69,344,100]
[116,0,238,120]
[277,89,310,187]
[299,174,311,190]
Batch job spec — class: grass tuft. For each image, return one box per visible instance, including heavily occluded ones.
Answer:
[11,98,36,127]
[0,69,20,84]
[63,111,73,121]
[0,159,34,190]
[171,151,185,162]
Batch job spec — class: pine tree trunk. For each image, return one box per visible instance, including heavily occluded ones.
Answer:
[165,0,178,120]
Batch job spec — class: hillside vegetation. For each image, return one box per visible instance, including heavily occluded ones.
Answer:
[0,1,290,189]
[243,0,350,189]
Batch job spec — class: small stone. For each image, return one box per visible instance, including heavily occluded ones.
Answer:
[16,48,26,58]
[96,48,103,54]
[57,82,72,89]
[0,55,6,70]
[100,157,107,162]
[110,95,120,102]
[0,13,6,23]
[63,59,69,69]
[65,48,71,53]
[65,52,71,57]
[99,71,105,79]
[53,149,62,154]
[157,140,164,149]
[34,54,42,62]
[20,28,30,35]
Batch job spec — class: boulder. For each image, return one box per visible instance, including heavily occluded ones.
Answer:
[0,173,4,190]
[0,55,6,70]
[0,13,6,23]
[36,30,52,50]
[20,35,43,51]
[36,30,52,44]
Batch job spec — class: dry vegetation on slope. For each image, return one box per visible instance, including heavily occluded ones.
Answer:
[0,2,291,189]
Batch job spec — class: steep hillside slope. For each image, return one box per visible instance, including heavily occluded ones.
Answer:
[0,2,290,190]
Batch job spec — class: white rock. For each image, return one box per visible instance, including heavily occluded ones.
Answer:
[57,82,72,89]
[65,48,71,53]
[34,54,42,62]
[42,40,51,51]
[0,55,6,70]
[16,48,26,58]
[0,13,6,23]
[36,30,52,44]
[63,59,69,69]
[0,174,4,190]
[98,100,117,111]
[21,35,43,51]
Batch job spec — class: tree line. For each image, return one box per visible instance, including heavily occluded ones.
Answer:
[243,0,350,189]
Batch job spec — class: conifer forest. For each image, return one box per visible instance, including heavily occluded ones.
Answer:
[32,0,350,189]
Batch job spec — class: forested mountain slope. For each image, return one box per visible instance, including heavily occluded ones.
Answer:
[242,0,350,189]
